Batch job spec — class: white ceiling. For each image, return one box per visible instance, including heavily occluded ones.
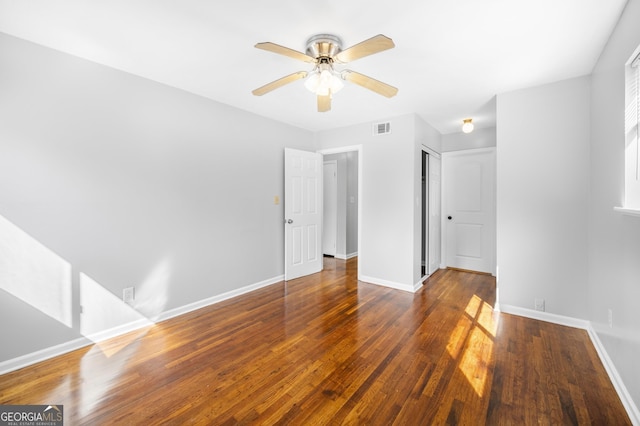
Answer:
[0,0,628,134]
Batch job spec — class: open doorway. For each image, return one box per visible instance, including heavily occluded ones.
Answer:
[322,152,358,260]
[319,146,362,278]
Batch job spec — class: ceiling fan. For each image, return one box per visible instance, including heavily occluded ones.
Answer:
[252,34,398,112]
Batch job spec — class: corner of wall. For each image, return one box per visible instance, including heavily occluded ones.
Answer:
[500,305,640,425]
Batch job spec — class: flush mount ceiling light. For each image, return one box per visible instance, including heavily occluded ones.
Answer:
[462,118,474,133]
[252,34,398,112]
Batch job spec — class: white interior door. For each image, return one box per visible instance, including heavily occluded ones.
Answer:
[284,148,323,280]
[443,148,495,274]
[323,161,337,256]
[428,154,441,274]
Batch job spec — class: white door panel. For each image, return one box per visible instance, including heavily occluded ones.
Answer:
[285,148,323,280]
[455,223,483,257]
[443,149,495,274]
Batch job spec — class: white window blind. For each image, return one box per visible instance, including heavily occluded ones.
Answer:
[625,52,640,179]
[622,49,640,210]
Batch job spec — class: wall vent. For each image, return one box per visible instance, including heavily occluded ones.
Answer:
[373,122,391,135]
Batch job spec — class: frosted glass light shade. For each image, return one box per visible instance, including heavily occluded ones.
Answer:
[305,70,344,95]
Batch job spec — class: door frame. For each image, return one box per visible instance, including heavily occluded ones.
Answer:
[322,160,338,256]
[420,144,442,282]
[317,145,362,281]
[427,152,442,276]
[421,145,442,281]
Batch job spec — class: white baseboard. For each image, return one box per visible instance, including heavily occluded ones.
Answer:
[359,275,416,293]
[499,304,590,329]
[0,337,91,375]
[0,274,284,376]
[413,274,431,291]
[155,275,283,323]
[587,325,640,425]
[500,304,639,425]
[83,317,155,344]
[335,252,358,260]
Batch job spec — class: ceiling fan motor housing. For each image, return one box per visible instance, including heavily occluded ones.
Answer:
[305,34,342,60]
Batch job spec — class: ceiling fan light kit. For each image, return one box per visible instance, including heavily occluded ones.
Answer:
[252,33,398,112]
[304,63,344,96]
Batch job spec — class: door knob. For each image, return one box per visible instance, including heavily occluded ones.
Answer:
[286,219,293,224]
[447,216,452,220]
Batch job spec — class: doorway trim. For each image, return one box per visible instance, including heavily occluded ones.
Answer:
[322,160,338,257]
[317,145,362,281]
[423,146,442,278]
[420,145,442,284]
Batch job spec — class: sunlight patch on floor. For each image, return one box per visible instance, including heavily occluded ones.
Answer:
[478,300,498,336]
[464,294,482,318]
[449,292,498,398]
[459,326,493,398]
[446,316,472,360]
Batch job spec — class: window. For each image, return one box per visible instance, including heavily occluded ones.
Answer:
[622,47,640,211]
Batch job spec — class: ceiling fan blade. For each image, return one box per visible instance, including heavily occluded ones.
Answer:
[252,71,308,96]
[341,70,398,98]
[335,34,395,63]
[255,42,316,63]
[318,94,331,112]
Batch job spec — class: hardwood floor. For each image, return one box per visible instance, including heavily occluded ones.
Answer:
[0,257,630,425]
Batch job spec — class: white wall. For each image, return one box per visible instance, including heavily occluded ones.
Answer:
[496,76,590,319]
[442,126,496,152]
[0,33,314,362]
[415,115,443,154]
[588,0,640,409]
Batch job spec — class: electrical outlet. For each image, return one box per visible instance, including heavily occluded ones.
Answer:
[123,287,135,304]
[534,298,545,312]
[608,309,613,328]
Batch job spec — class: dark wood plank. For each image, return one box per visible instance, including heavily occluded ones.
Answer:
[0,258,631,425]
